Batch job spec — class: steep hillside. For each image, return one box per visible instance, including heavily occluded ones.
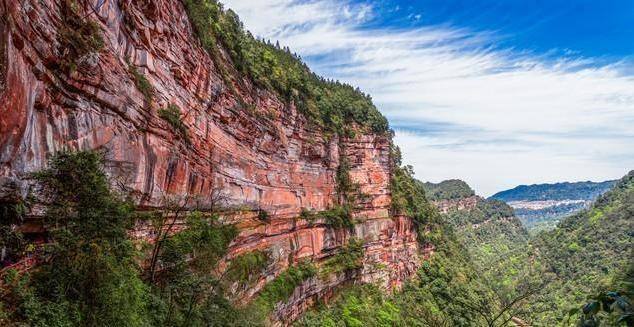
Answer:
[296,179,504,326]
[423,179,475,201]
[491,180,616,231]
[524,171,634,325]
[424,181,533,299]
[0,0,424,325]
[491,181,617,202]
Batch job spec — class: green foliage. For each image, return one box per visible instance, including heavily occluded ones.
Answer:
[0,151,245,326]
[321,206,354,231]
[336,156,355,202]
[490,180,616,202]
[129,65,154,103]
[181,0,389,135]
[320,238,364,277]
[298,222,498,327]
[389,150,436,226]
[57,0,104,73]
[254,262,317,310]
[423,179,475,201]
[523,171,634,325]
[3,151,149,326]
[569,291,633,327]
[148,211,239,326]
[226,250,269,285]
[0,200,25,265]
[256,209,270,222]
[297,284,404,327]
[158,104,190,143]
[443,196,533,302]
[299,206,354,231]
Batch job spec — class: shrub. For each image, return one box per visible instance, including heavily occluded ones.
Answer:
[321,238,364,277]
[158,104,190,143]
[256,209,270,222]
[129,65,154,103]
[182,0,389,135]
[254,262,317,310]
[319,205,354,231]
[226,250,269,285]
[57,0,104,73]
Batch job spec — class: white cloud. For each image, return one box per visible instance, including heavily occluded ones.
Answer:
[222,0,634,196]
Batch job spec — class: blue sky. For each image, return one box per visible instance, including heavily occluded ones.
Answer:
[223,0,634,196]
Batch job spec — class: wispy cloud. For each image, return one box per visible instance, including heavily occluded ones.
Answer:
[223,0,634,196]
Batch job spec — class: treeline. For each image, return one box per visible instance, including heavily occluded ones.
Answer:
[298,152,516,326]
[0,152,258,326]
[524,171,634,325]
[423,174,634,326]
[423,179,475,201]
[490,180,616,202]
[182,0,389,136]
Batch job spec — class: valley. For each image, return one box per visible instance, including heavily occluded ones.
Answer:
[0,0,631,326]
[491,181,617,232]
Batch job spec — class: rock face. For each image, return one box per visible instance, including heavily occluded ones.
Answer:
[0,0,421,322]
[433,195,480,214]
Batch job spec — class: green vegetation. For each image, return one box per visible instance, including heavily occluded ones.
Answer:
[390,146,436,226]
[297,217,503,326]
[57,0,104,73]
[424,179,475,201]
[158,104,190,143]
[2,151,147,326]
[253,262,317,311]
[226,250,269,285]
[321,206,354,230]
[181,0,388,135]
[522,171,634,325]
[299,206,354,230]
[443,197,534,302]
[0,151,243,326]
[129,64,154,103]
[490,180,616,202]
[320,238,364,277]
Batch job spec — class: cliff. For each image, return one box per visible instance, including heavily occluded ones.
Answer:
[0,0,421,323]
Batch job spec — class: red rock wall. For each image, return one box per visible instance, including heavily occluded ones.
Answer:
[0,0,421,322]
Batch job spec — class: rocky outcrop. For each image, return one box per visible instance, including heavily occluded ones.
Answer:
[0,0,422,322]
[433,195,480,213]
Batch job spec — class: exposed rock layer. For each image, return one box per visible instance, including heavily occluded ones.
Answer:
[0,0,421,322]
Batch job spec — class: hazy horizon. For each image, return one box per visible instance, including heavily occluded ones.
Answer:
[224,0,634,196]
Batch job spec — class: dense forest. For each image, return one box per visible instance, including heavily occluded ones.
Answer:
[1,0,631,326]
[413,177,634,326]
[491,181,616,202]
[182,0,388,136]
[525,171,634,325]
[423,180,476,201]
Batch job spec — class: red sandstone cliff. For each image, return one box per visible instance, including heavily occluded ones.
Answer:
[0,0,422,322]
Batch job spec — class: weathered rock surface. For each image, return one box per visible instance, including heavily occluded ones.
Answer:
[433,195,480,214]
[0,0,421,322]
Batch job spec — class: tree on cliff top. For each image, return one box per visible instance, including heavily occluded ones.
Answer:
[182,0,389,135]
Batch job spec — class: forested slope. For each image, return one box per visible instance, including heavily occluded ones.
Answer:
[525,171,634,325]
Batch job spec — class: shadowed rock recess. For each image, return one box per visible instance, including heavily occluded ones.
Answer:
[0,0,425,323]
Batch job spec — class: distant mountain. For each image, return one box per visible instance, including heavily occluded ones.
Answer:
[491,180,616,202]
[524,171,634,325]
[422,179,475,201]
[490,180,616,232]
[422,180,530,298]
